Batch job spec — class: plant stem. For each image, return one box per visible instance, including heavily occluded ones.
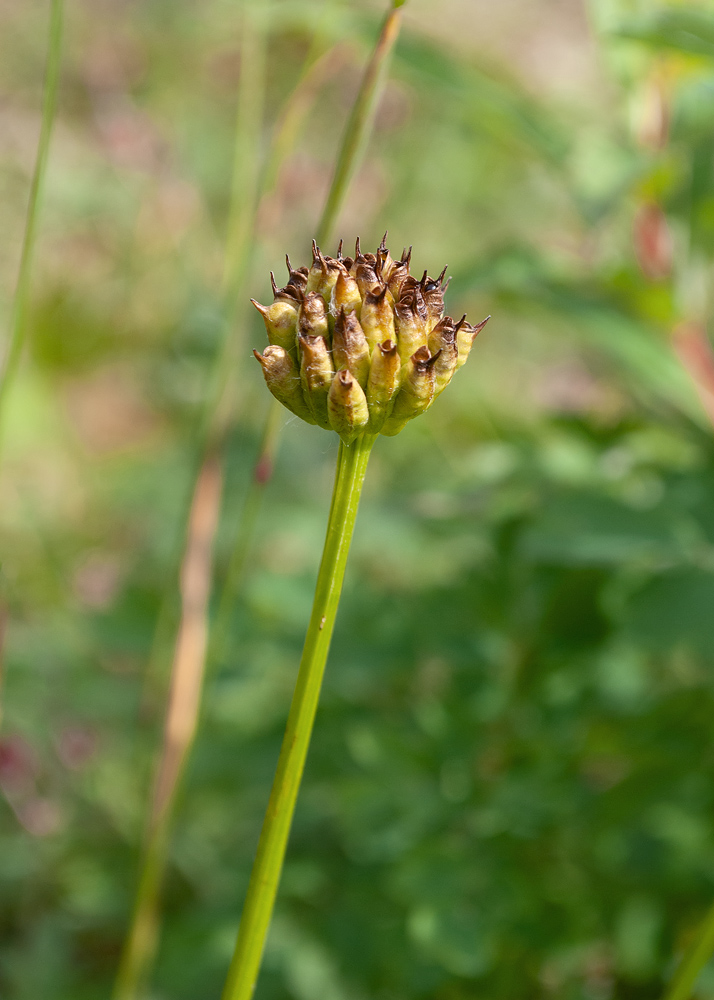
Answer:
[113,3,267,995]
[664,902,714,1000]
[0,0,63,433]
[202,0,267,450]
[113,456,223,1000]
[221,434,376,1000]
[316,0,405,246]
[213,0,407,661]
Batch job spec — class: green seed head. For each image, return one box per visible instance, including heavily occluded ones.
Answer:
[428,316,459,396]
[332,308,370,389]
[330,268,362,320]
[328,369,370,444]
[253,236,489,440]
[254,345,315,425]
[299,334,334,429]
[251,298,299,361]
[299,291,330,342]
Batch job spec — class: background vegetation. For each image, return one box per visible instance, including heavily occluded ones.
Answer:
[3,1,714,997]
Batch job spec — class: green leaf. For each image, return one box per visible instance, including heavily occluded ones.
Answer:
[625,567,714,657]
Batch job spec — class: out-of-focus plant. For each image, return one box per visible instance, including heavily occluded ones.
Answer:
[0,0,63,438]
[587,3,714,996]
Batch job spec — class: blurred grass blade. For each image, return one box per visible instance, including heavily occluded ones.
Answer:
[213,0,408,655]
[0,603,7,731]
[221,436,375,1000]
[0,0,63,433]
[113,2,267,994]
[261,14,344,198]
[200,0,268,449]
[615,9,714,59]
[317,0,405,245]
[222,4,266,304]
[113,456,223,1000]
[664,901,714,1000]
[394,32,568,165]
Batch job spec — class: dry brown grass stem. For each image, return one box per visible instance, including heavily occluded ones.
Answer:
[113,455,223,1000]
[152,454,223,826]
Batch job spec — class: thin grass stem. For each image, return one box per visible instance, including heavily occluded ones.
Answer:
[113,3,267,995]
[0,0,64,434]
[316,0,405,246]
[221,434,376,1000]
[663,901,714,1000]
[113,456,223,1000]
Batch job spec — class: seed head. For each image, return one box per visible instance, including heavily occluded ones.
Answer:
[253,237,489,443]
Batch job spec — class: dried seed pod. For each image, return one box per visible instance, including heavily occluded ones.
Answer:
[366,339,401,432]
[328,370,370,444]
[455,315,490,369]
[251,298,298,360]
[381,346,438,436]
[254,346,315,424]
[253,237,488,439]
[394,289,428,364]
[354,262,381,299]
[299,291,330,342]
[361,284,395,350]
[387,247,412,299]
[332,308,370,389]
[330,268,362,319]
[299,334,335,429]
[285,257,309,295]
[375,231,394,280]
[305,242,343,301]
[428,316,459,395]
[423,266,448,332]
[350,237,378,276]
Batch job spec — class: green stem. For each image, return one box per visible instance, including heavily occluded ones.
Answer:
[111,812,172,1000]
[664,902,714,1000]
[201,0,267,450]
[316,0,405,247]
[221,434,376,1000]
[0,0,63,431]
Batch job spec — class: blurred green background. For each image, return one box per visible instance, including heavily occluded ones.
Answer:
[3,0,714,997]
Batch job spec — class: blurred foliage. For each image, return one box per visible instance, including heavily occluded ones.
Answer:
[3,0,714,998]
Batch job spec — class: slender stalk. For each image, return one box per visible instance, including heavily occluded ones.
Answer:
[213,0,407,654]
[113,4,267,996]
[202,0,267,450]
[221,434,375,1000]
[113,456,223,1000]
[316,0,405,246]
[0,0,64,431]
[260,6,340,199]
[663,902,714,1000]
